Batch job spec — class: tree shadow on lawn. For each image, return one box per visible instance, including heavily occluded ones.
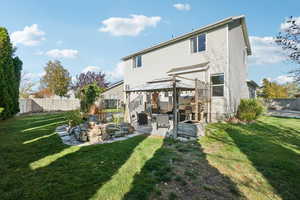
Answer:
[123,137,244,200]
[0,113,148,200]
[27,135,148,200]
[219,121,300,200]
[0,114,75,199]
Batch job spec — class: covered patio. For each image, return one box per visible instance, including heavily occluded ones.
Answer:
[124,73,211,138]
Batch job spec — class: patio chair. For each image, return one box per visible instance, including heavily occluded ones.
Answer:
[137,112,148,125]
[156,114,170,129]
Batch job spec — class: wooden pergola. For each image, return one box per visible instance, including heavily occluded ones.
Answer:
[125,62,211,138]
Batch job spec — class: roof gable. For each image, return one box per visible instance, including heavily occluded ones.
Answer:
[122,15,251,61]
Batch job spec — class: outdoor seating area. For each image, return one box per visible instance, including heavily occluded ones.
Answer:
[125,76,211,139]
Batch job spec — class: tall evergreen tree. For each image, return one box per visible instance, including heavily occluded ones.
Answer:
[0,27,22,119]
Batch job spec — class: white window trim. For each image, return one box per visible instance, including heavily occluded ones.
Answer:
[211,73,225,98]
[190,33,207,54]
[132,55,142,69]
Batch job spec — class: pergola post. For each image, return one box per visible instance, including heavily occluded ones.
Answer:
[195,78,199,121]
[125,92,131,123]
[172,76,178,138]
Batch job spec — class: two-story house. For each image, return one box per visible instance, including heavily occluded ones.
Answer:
[121,15,252,122]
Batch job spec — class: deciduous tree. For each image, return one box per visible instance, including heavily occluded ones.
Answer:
[72,71,109,94]
[261,78,288,98]
[276,16,300,83]
[283,82,300,97]
[40,60,71,97]
[19,72,36,98]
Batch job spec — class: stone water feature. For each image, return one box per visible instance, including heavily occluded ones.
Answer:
[56,115,137,146]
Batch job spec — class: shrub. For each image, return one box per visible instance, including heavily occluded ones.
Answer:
[237,99,264,122]
[79,83,103,113]
[65,110,83,127]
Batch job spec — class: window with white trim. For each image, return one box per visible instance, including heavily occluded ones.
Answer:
[211,73,224,97]
[133,55,142,68]
[190,34,206,53]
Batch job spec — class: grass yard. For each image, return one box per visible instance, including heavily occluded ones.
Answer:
[0,114,299,200]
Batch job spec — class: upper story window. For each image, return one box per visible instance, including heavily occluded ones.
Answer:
[133,55,142,68]
[211,73,224,97]
[190,34,206,53]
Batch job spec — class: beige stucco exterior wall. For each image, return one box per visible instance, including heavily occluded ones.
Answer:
[228,20,249,115]
[123,25,228,87]
[123,21,249,122]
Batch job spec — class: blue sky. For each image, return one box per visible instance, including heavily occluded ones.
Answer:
[1,0,300,86]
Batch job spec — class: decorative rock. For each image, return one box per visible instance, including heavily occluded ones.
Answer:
[79,131,89,142]
[68,127,75,134]
[119,122,135,135]
[113,130,124,138]
[56,124,144,146]
[87,125,102,143]
[73,126,82,140]
[56,125,68,132]
[88,115,98,122]
[104,123,120,135]
[57,130,69,137]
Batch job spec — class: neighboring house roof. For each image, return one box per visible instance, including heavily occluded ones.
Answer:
[167,62,209,76]
[104,80,124,92]
[122,15,251,61]
[247,80,259,88]
[147,77,181,84]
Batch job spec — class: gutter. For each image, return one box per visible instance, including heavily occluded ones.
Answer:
[121,15,251,60]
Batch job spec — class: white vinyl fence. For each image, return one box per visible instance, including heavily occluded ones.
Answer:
[19,98,80,114]
[265,97,300,111]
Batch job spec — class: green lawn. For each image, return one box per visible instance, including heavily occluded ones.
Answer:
[0,114,299,200]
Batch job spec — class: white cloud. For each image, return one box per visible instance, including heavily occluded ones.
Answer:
[46,49,79,59]
[173,3,191,11]
[11,24,45,46]
[280,16,300,32]
[262,75,295,85]
[99,14,161,36]
[81,66,101,73]
[81,62,125,81]
[249,36,287,65]
[273,75,295,84]
[107,62,125,80]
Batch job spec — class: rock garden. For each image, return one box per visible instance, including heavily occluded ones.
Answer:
[56,111,139,146]
[55,83,139,146]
